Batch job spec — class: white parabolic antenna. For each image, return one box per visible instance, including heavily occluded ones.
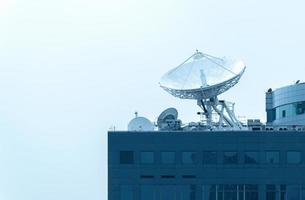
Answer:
[159,50,246,129]
[160,51,245,100]
[157,108,181,130]
[128,117,155,131]
[157,107,178,124]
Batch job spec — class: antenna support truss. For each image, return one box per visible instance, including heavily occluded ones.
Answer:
[197,97,242,129]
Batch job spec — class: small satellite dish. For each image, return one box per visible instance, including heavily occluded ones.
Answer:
[157,107,181,131]
[128,117,154,131]
[157,108,178,124]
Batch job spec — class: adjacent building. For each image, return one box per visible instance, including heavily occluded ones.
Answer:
[266,82,305,125]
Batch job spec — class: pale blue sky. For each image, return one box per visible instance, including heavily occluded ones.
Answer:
[1,0,305,199]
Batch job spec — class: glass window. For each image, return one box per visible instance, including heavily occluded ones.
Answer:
[203,151,217,164]
[266,151,279,164]
[224,185,238,200]
[217,185,224,200]
[296,102,305,115]
[182,152,197,164]
[267,109,276,123]
[160,185,176,200]
[140,185,156,200]
[301,185,305,200]
[280,185,286,200]
[120,151,134,164]
[276,101,305,120]
[140,152,154,164]
[245,185,258,200]
[282,110,286,118]
[266,185,276,200]
[287,185,300,200]
[161,152,175,164]
[238,185,245,200]
[177,185,196,200]
[208,185,216,200]
[244,152,259,164]
[287,151,301,164]
[203,184,258,200]
[223,152,238,164]
[120,185,134,200]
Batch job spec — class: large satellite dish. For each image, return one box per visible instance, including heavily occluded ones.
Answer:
[160,51,246,100]
[128,117,154,131]
[159,50,246,129]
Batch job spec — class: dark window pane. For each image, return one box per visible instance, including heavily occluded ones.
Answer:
[203,151,217,164]
[282,110,286,118]
[238,184,245,200]
[223,152,238,164]
[266,184,276,191]
[120,185,134,200]
[120,151,134,164]
[217,184,224,200]
[266,185,276,200]
[140,185,156,200]
[245,192,258,200]
[301,186,305,200]
[161,152,175,164]
[280,192,286,200]
[239,192,244,200]
[266,192,276,200]
[217,191,223,200]
[245,152,259,164]
[224,185,238,200]
[266,151,279,164]
[296,102,305,115]
[177,185,196,200]
[245,185,258,200]
[140,152,154,164]
[287,185,300,200]
[280,188,287,200]
[208,185,217,200]
[160,185,176,200]
[287,151,301,164]
[245,184,258,190]
[182,152,197,164]
[209,190,216,200]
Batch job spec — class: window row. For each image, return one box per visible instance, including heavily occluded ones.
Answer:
[119,151,302,165]
[118,184,305,200]
[275,101,305,119]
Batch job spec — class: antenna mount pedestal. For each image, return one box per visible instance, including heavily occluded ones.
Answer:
[197,97,242,129]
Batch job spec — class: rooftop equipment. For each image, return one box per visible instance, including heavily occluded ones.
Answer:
[128,115,155,131]
[159,50,246,129]
[157,108,181,131]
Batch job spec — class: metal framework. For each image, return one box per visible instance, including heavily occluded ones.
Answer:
[197,97,242,129]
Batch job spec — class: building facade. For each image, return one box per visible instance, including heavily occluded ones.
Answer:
[266,82,305,125]
[108,131,305,200]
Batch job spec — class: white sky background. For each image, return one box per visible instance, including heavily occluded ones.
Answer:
[1,0,305,199]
